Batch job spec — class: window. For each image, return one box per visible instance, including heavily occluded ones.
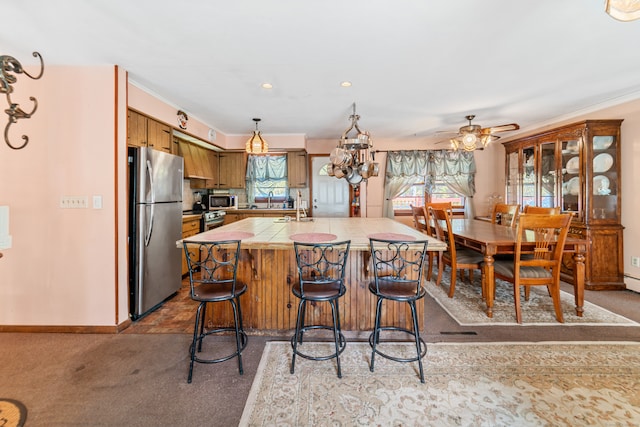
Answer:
[392,181,465,211]
[246,154,289,202]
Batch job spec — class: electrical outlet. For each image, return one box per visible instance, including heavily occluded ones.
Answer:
[60,196,88,209]
[632,256,640,268]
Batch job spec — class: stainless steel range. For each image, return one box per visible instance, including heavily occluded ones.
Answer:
[203,210,225,230]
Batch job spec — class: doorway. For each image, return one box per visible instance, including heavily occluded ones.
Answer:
[310,156,350,217]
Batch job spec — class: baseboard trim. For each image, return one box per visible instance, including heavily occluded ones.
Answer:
[0,325,120,334]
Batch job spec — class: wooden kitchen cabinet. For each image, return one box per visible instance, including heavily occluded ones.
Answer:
[503,120,624,290]
[181,216,201,276]
[218,152,246,189]
[127,109,172,153]
[287,151,308,188]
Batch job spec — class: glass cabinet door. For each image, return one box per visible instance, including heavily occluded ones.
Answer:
[539,140,557,208]
[522,146,536,209]
[590,133,618,222]
[561,137,582,220]
[505,151,519,205]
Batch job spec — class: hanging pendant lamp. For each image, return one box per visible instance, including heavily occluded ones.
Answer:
[245,118,268,154]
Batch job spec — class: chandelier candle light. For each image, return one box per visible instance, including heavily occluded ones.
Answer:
[328,103,379,187]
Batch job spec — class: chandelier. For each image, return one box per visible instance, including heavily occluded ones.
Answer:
[328,103,379,186]
[605,0,640,21]
[245,118,268,154]
[449,132,496,152]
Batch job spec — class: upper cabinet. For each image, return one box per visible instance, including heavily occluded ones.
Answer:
[218,152,246,189]
[287,151,308,188]
[503,120,624,290]
[127,109,172,153]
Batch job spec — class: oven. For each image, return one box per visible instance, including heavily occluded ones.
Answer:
[203,210,226,230]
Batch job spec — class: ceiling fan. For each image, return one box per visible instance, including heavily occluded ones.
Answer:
[440,115,520,151]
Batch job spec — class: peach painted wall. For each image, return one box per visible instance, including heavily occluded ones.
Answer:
[0,66,119,326]
[128,83,228,150]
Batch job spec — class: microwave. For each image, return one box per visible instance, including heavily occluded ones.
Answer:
[209,194,238,209]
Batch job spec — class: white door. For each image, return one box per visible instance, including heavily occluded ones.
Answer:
[311,156,350,217]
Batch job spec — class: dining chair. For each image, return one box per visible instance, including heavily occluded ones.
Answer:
[290,240,351,378]
[491,203,520,227]
[368,237,429,383]
[182,239,248,383]
[429,206,484,298]
[523,206,561,214]
[422,202,453,279]
[492,213,572,323]
[409,204,429,233]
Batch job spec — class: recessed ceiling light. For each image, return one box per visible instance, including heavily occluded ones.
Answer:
[340,81,352,87]
[261,82,273,89]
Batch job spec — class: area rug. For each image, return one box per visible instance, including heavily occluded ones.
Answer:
[239,341,640,426]
[426,269,638,326]
[0,398,27,427]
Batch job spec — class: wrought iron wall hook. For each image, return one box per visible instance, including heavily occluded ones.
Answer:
[1,51,45,150]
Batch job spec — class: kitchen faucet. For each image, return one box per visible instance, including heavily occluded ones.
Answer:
[267,191,274,209]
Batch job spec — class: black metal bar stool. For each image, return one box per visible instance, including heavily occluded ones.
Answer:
[368,237,429,383]
[290,240,351,378]
[182,239,248,383]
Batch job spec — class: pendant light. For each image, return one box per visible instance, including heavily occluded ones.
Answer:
[245,118,268,154]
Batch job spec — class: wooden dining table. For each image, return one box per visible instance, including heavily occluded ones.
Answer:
[447,219,589,318]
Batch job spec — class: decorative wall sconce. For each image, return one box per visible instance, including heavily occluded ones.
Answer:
[1,51,45,150]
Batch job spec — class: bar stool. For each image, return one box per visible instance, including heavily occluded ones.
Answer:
[368,237,429,383]
[290,240,351,378]
[182,239,248,383]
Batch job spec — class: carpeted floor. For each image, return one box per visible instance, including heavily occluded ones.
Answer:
[240,341,640,426]
[2,276,640,426]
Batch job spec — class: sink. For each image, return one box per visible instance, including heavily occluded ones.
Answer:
[272,216,313,223]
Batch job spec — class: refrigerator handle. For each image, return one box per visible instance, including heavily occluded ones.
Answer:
[144,159,155,247]
[146,160,156,203]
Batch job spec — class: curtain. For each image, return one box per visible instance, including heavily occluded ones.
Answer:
[245,154,287,204]
[383,149,477,218]
[425,150,476,218]
[382,151,428,218]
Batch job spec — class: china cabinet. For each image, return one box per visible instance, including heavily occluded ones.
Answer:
[503,120,624,290]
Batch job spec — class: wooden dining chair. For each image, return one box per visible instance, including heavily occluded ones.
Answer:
[523,206,561,214]
[409,204,429,233]
[492,213,571,323]
[423,202,453,280]
[491,203,520,227]
[429,206,484,298]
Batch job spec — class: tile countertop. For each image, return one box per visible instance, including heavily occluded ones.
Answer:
[179,217,446,251]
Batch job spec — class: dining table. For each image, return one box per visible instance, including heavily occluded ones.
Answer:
[446,219,589,318]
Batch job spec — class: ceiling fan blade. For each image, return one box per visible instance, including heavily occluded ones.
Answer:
[481,123,520,134]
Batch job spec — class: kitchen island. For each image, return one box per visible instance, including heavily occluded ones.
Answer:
[182,217,446,337]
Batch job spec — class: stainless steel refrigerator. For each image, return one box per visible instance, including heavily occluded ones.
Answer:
[128,146,184,319]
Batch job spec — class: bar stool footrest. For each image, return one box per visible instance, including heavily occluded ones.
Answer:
[191,327,248,365]
[369,326,427,363]
[291,325,346,361]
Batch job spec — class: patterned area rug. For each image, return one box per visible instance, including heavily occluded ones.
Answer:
[426,269,638,326]
[240,341,640,426]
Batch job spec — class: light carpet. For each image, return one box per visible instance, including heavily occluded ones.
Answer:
[240,341,640,427]
[426,269,638,326]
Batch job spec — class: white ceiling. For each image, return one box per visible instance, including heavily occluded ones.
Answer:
[3,0,640,145]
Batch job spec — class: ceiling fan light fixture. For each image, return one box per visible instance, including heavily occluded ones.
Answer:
[245,118,269,154]
[605,0,640,21]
